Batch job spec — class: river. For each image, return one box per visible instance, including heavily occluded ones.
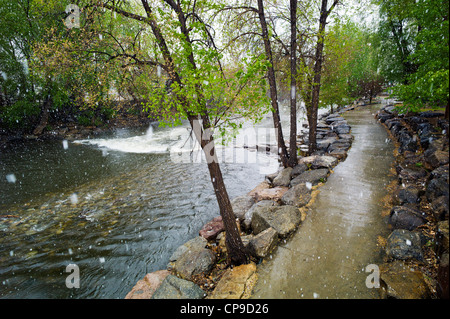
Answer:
[1,106,302,299]
[252,103,395,299]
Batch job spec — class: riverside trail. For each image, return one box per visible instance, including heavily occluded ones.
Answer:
[252,103,395,299]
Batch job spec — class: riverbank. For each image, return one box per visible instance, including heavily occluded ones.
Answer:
[0,104,156,150]
[125,104,358,299]
[375,102,449,299]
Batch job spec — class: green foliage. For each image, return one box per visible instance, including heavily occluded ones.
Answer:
[376,0,449,112]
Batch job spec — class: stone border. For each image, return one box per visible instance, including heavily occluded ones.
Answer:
[375,102,449,299]
[125,105,358,299]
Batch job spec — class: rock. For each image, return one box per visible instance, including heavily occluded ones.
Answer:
[328,149,348,160]
[437,221,449,255]
[328,140,352,153]
[437,253,449,299]
[169,236,208,263]
[338,133,354,142]
[248,227,278,258]
[231,195,255,221]
[247,181,270,198]
[398,129,418,153]
[291,163,308,178]
[389,206,427,230]
[272,167,293,187]
[151,275,206,299]
[312,155,338,169]
[125,270,170,299]
[377,112,395,123]
[251,205,301,238]
[199,216,224,241]
[264,172,279,184]
[333,124,351,135]
[396,185,420,205]
[171,247,216,280]
[281,183,312,207]
[397,167,427,184]
[243,200,279,229]
[251,186,289,202]
[379,261,431,299]
[426,167,449,202]
[386,229,424,261]
[431,196,449,221]
[424,141,449,169]
[325,116,345,125]
[298,155,338,169]
[290,169,329,187]
[208,263,257,299]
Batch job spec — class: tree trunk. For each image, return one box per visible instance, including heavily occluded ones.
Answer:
[33,95,51,135]
[189,115,249,265]
[257,0,289,168]
[141,0,249,265]
[288,0,298,168]
[309,0,338,154]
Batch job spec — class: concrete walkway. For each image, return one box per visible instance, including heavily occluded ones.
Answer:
[252,104,395,299]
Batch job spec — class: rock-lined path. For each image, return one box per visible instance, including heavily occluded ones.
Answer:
[252,104,395,299]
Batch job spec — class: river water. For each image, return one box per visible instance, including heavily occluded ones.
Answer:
[1,107,300,298]
[252,103,395,299]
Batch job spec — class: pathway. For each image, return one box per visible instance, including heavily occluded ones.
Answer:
[252,103,395,299]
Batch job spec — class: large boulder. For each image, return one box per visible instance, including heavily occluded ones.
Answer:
[247,227,278,258]
[386,229,424,261]
[290,169,329,187]
[151,275,206,299]
[395,185,420,205]
[298,155,338,170]
[231,195,255,221]
[248,181,289,202]
[389,206,427,230]
[169,236,208,263]
[208,263,257,299]
[291,163,308,178]
[171,247,216,280]
[379,261,431,299]
[437,253,449,299]
[251,205,302,238]
[199,216,225,241]
[333,124,351,135]
[243,200,279,229]
[424,140,449,169]
[125,270,170,299]
[281,183,312,207]
[431,196,449,221]
[426,165,449,202]
[328,140,352,153]
[272,167,293,187]
[397,129,418,153]
[168,236,216,280]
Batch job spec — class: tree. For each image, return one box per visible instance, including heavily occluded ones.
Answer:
[92,0,274,265]
[288,0,298,167]
[308,0,339,154]
[376,0,449,116]
[256,0,290,167]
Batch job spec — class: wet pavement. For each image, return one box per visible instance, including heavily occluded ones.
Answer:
[252,104,395,299]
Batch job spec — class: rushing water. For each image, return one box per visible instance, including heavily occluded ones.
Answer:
[1,110,291,298]
[252,103,395,299]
